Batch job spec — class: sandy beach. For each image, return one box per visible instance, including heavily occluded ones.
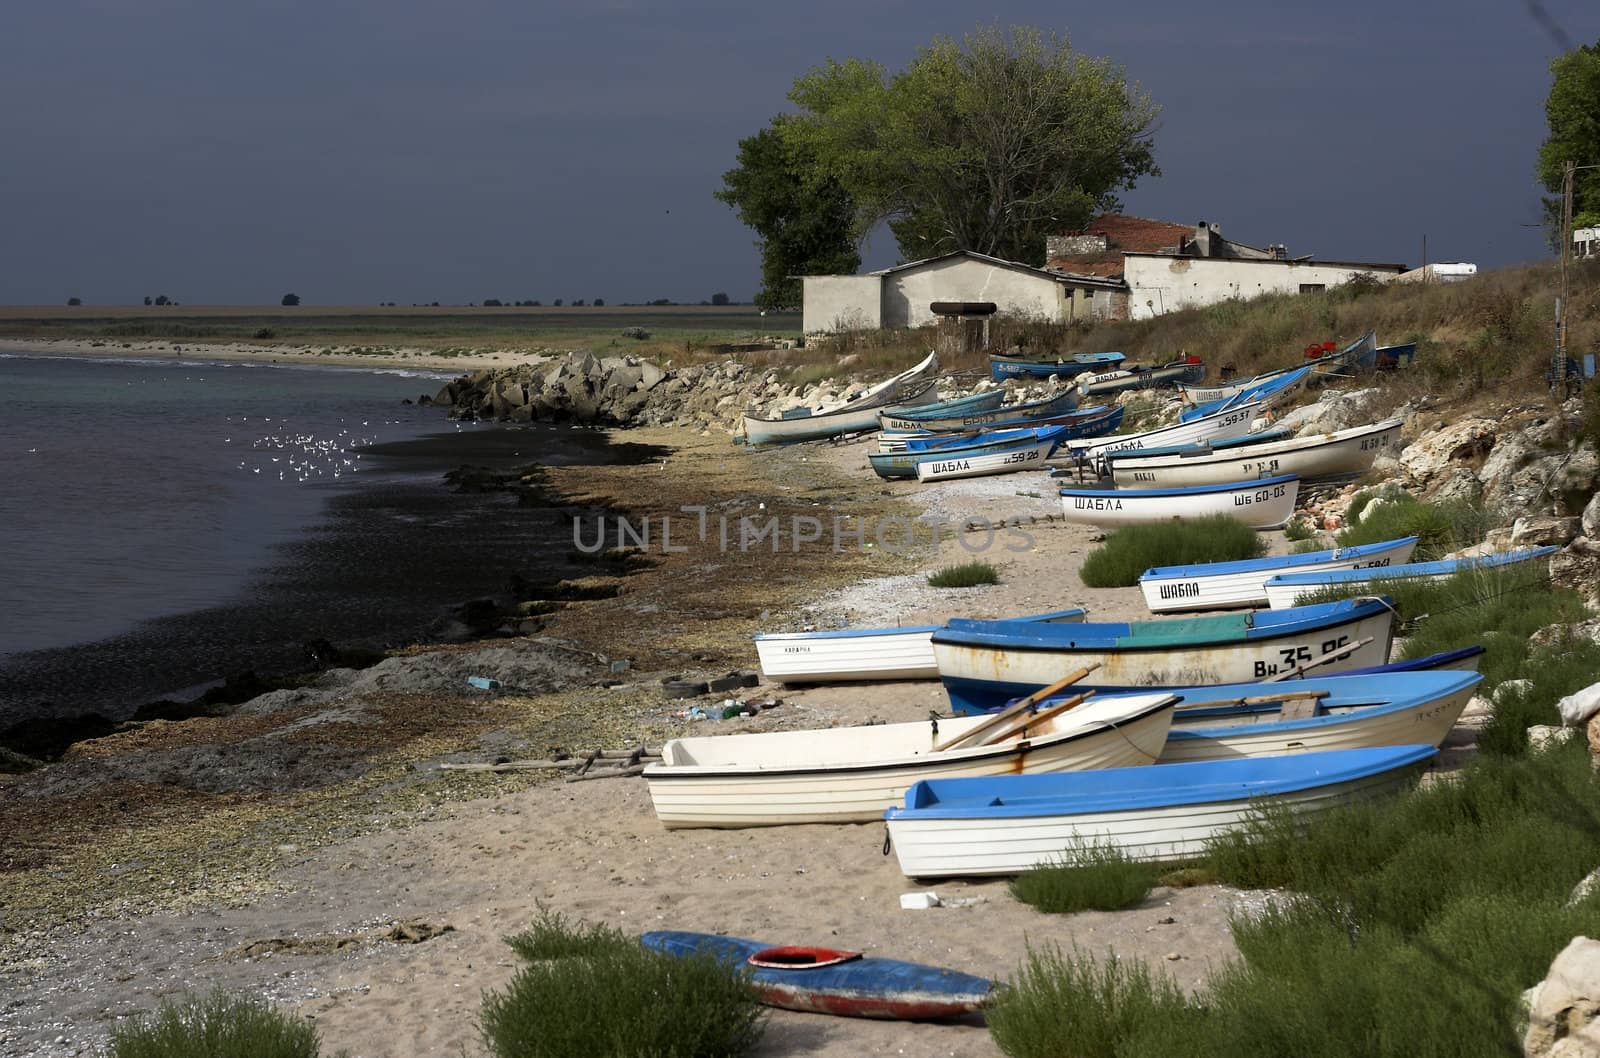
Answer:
[0,426,1411,1058]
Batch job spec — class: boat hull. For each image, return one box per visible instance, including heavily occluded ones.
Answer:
[1059,475,1299,530]
[1110,418,1404,490]
[640,932,993,1019]
[934,600,1396,715]
[1262,546,1559,609]
[879,389,1075,432]
[754,608,1086,684]
[884,745,1435,877]
[644,694,1177,827]
[1066,402,1265,467]
[878,405,1121,452]
[1077,360,1205,397]
[915,436,1061,481]
[1139,535,1418,614]
[989,352,1124,381]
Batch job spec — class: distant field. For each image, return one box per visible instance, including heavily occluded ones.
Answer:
[0,304,802,354]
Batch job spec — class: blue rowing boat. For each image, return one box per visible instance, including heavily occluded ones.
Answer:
[1180,366,1310,422]
[935,597,1398,715]
[880,388,1078,432]
[883,745,1437,876]
[1262,546,1558,608]
[886,389,1007,419]
[869,424,1069,479]
[1138,535,1419,613]
[1099,427,1295,464]
[989,350,1124,382]
[641,931,993,1019]
[877,405,1123,454]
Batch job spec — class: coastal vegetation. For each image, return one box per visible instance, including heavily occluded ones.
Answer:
[106,990,324,1058]
[481,910,765,1058]
[1079,516,1265,588]
[1009,839,1158,913]
[1332,489,1497,560]
[927,560,1001,588]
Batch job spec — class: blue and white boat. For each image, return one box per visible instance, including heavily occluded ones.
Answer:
[1098,428,1294,465]
[1139,535,1418,614]
[1059,475,1299,530]
[989,350,1124,382]
[1356,341,1418,371]
[883,744,1437,876]
[641,932,993,1019]
[1075,358,1205,397]
[880,404,1122,453]
[870,424,1068,480]
[878,388,1074,432]
[878,389,1006,421]
[1065,400,1268,468]
[933,596,1397,715]
[1180,366,1310,423]
[1123,669,1481,762]
[754,607,1086,684]
[1262,546,1559,609]
[1109,418,1404,490]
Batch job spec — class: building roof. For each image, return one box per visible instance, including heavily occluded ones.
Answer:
[1121,251,1407,272]
[1077,215,1194,254]
[863,249,1075,283]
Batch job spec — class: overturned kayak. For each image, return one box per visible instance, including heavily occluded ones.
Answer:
[641,931,993,1019]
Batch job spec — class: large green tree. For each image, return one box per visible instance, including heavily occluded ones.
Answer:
[714,121,860,311]
[1538,39,1600,241]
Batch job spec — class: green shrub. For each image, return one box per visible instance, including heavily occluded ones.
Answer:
[1282,518,1318,542]
[107,990,322,1058]
[1335,491,1495,561]
[1009,838,1158,913]
[482,911,765,1058]
[1080,516,1264,588]
[927,561,1000,588]
[987,944,1193,1058]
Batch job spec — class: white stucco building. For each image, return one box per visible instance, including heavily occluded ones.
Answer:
[799,216,1414,332]
[799,251,1076,335]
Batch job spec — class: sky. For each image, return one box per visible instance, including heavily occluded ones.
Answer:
[1,0,1596,307]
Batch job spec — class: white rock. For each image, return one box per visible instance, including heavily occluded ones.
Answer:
[899,891,941,910]
[1524,936,1600,1058]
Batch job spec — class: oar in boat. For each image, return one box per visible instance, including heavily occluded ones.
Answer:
[979,692,1095,746]
[932,664,1100,752]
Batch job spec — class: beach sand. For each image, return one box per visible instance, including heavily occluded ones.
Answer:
[2,431,1362,1058]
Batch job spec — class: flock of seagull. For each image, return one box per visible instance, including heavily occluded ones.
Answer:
[228,416,393,484]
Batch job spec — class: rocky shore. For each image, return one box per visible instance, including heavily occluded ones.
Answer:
[6,350,1600,1057]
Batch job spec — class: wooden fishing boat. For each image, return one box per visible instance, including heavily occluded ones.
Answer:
[1179,366,1310,423]
[1118,670,1480,762]
[879,404,1121,453]
[643,690,1178,827]
[883,744,1437,877]
[755,607,1086,684]
[742,353,938,446]
[914,430,1066,481]
[1110,418,1403,490]
[640,932,993,1019]
[1064,400,1268,468]
[879,388,1076,433]
[1139,535,1417,614]
[1075,357,1205,397]
[870,425,1067,480]
[989,350,1124,382]
[1262,546,1559,609]
[1059,475,1299,530]
[932,596,1396,715]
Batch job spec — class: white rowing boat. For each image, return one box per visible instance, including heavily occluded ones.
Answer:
[1109,418,1404,489]
[754,608,1086,684]
[1262,546,1559,609]
[741,352,938,445]
[1059,475,1299,530]
[1065,400,1268,469]
[1139,535,1418,613]
[914,431,1064,481]
[644,691,1178,828]
[883,744,1435,876]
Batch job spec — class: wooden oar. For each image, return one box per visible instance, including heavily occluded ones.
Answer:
[1170,689,1330,712]
[982,691,1094,746]
[932,664,1101,752]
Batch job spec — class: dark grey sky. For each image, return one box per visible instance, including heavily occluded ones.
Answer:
[3,0,1595,306]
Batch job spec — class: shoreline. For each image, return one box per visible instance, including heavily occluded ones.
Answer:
[0,337,543,375]
[0,427,1257,1058]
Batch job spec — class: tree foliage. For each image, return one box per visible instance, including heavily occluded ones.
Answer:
[280,293,301,306]
[722,25,1156,276]
[715,121,860,310]
[1538,39,1600,238]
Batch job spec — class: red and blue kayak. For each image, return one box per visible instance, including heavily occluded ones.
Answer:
[640,931,993,1020]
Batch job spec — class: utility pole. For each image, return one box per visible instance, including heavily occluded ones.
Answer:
[1558,159,1574,386]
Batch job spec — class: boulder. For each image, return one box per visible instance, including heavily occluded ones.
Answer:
[1552,539,1600,607]
[1514,516,1583,548]
[1397,418,1497,489]
[1586,493,1600,541]
[638,361,668,391]
[1275,387,1380,434]
[1524,936,1600,1058]
[1530,725,1578,751]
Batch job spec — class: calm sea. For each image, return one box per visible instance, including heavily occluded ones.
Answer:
[0,353,646,726]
